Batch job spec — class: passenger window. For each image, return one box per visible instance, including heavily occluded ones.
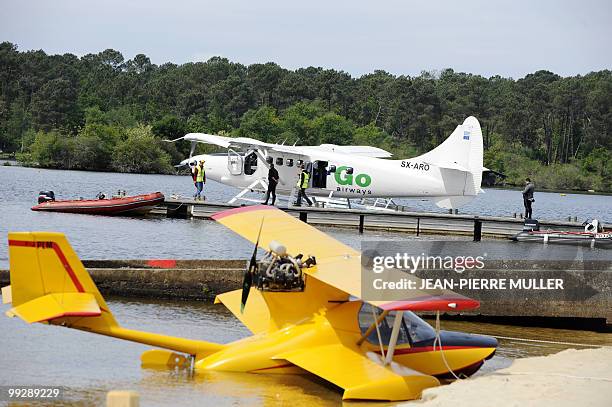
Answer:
[286,159,294,167]
[276,157,283,166]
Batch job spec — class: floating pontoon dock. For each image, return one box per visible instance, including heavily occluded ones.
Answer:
[153,198,586,240]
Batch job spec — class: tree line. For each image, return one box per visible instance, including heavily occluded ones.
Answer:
[0,42,610,190]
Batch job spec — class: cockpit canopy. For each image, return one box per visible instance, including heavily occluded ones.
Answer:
[358,303,436,346]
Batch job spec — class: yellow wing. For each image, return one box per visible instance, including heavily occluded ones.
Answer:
[213,205,479,312]
[274,344,439,401]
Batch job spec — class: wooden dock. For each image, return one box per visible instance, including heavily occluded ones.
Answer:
[152,199,586,240]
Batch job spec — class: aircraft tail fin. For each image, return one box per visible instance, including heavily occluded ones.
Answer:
[416,116,484,209]
[6,232,118,327]
[6,232,224,357]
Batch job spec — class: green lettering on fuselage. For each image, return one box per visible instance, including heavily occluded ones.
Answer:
[335,166,372,187]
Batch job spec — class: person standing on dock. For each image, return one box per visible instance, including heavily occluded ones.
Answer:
[189,161,198,197]
[194,159,206,201]
[522,177,535,219]
[295,164,312,207]
[264,161,280,205]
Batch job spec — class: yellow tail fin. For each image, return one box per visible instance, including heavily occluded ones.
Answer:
[8,231,117,328]
[7,231,224,357]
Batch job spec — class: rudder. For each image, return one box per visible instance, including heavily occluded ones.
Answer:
[7,231,117,327]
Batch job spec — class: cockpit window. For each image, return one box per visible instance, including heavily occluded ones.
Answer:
[244,152,258,175]
[358,303,436,346]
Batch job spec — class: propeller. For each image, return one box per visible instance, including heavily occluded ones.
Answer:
[241,218,265,313]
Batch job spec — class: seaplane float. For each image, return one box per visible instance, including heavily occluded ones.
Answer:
[3,205,497,401]
[512,218,612,248]
[166,116,486,210]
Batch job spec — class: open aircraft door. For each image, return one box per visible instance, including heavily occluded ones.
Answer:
[228,149,243,175]
[312,160,328,188]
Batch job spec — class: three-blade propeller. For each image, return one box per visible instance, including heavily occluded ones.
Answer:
[241,218,264,313]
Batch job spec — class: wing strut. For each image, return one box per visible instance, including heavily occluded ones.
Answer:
[372,307,386,359]
[357,309,389,345]
[384,311,404,365]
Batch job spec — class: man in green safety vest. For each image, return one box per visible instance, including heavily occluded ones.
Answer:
[295,164,312,207]
[194,159,206,201]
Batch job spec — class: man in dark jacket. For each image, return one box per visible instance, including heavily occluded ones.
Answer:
[522,177,535,219]
[264,163,280,205]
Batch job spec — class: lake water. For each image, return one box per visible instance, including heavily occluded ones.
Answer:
[0,297,609,407]
[1,164,610,269]
[0,164,611,406]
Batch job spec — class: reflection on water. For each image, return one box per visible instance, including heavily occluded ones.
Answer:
[0,297,609,406]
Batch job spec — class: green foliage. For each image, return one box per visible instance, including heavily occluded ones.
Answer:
[311,113,354,145]
[29,130,76,168]
[152,115,187,140]
[0,41,609,189]
[72,124,119,170]
[111,125,173,173]
[237,106,282,142]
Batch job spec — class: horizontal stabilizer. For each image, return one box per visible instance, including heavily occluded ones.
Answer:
[8,292,101,324]
[432,195,476,210]
[275,344,439,401]
[429,162,469,172]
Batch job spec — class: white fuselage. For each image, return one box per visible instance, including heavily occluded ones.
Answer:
[191,148,468,200]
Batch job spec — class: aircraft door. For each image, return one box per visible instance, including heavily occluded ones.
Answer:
[312,161,328,188]
[244,151,258,175]
[227,149,243,175]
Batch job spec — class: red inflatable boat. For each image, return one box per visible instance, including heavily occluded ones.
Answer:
[31,192,165,216]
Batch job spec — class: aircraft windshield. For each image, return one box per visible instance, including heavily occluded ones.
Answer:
[358,303,436,346]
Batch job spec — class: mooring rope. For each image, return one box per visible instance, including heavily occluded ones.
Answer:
[433,311,463,380]
[492,335,607,348]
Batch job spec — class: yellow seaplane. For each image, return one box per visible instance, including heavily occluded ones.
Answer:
[2,205,497,401]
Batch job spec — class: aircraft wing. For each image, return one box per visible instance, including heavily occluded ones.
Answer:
[173,133,311,156]
[315,144,393,158]
[212,205,479,312]
[274,343,438,400]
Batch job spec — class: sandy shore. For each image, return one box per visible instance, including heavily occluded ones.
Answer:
[408,347,612,407]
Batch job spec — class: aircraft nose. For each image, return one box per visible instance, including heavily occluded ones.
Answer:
[438,330,498,351]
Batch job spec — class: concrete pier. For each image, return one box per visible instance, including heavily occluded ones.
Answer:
[154,199,586,239]
[1,259,610,324]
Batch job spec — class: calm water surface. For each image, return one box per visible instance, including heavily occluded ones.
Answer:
[0,297,610,407]
[0,165,611,406]
[1,165,610,268]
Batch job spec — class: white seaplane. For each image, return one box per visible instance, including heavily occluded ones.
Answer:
[166,116,484,209]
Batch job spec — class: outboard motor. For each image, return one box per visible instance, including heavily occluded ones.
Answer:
[522,218,540,232]
[37,190,55,204]
[584,219,601,233]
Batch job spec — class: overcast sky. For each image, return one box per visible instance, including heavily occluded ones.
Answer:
[2,0,611,78]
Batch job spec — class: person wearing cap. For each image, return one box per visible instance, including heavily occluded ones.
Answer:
[193,159,206,201]
[189,161,198,197]
[295,164,312,207]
